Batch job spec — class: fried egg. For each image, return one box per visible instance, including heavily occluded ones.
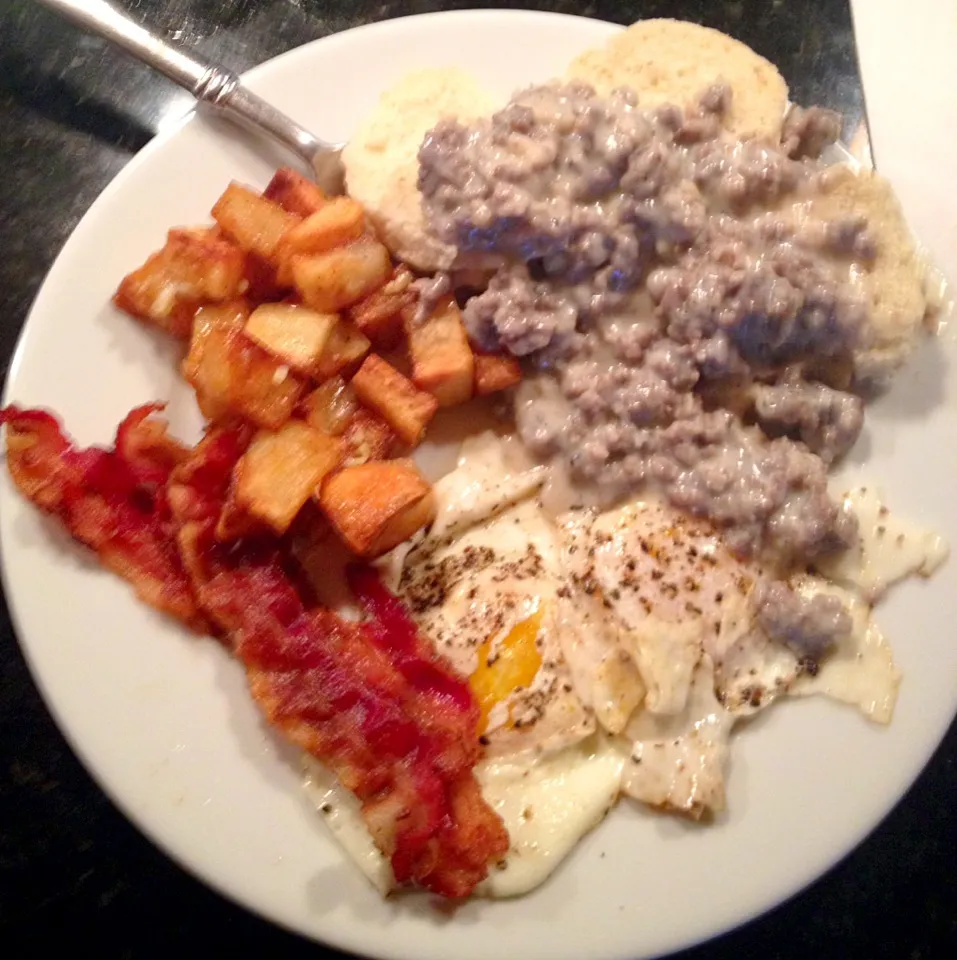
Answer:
[818,484,949,601]
[559,500,790,723]
[787,576,900,723]
[302,433,945,893]
[314,432,622,897]
[304,733,624,898]
[556,488,931,815]
[397,434,594,758]
[618,655,732,815]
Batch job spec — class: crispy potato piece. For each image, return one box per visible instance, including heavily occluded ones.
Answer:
[300,379,395,462]
[228,422,344,535]
[299,376,359,435]
[114,227,246,338]
[320,459,436,557]
[183,301,304,428]
[225,352,304,429]
[244,303,338,375]
[340,408,396,466]
[215,495,263,542]
[291,237,392,313]
[474,352,523,395]
[351,354,438,446]
[348,264,416,348]
[212,183,300,262]
[276,197,367,285]
[314,320,371,380]
[182,301,247,422]
[263,168,328,217]
[405,295,474,406]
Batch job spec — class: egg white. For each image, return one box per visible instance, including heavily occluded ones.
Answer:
[302,735,624,898]
[297,434,946,893]
[399,434,594,756]
[818,484,950,601]
[787,576,900,723]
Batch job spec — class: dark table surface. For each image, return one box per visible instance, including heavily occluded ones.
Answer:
[1,1,955,957]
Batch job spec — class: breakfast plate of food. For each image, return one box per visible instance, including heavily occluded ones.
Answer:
[2,9,955,960]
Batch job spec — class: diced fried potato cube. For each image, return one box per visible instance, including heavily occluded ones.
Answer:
[182,301,247,422]
[276,197,367,285]
[263,168,328,217]
[275,203,366,288]
[351,354,438,447]
[291,238,392,312]
[300,380,395,462]
[114,227,246,337]
[212,182,300,262]
[474,352,523,395]
[299,376,359,435]
[348,264,416,348]
[340,409,395,466]
[183,301,305,428]
[228,346,304,429]
[244,303,338,375]
[230,422,344,535]
[319,459,435,557]
[214,494,262,542]
[314,320,371,380]
[405,295,475,406]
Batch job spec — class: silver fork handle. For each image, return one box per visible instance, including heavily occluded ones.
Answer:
[35,0,338,166]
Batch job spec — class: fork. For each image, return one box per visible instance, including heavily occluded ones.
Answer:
[35,0,346,193]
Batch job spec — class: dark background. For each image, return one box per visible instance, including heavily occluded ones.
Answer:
[1,1,954,957]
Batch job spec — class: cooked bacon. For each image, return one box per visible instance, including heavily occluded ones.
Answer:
[0,405,205,629]
[116,405,191,484]
[165,421,256,623]
[167,428,508,892]
[202,565,508,896]
[349,565,482,774]
[1,404,508,897]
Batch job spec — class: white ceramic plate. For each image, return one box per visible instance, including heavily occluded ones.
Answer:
[2,10,956,960]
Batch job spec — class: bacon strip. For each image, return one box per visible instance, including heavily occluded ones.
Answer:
[0,405,205,630]
[202,565,508,895]
[1,404,508,897]
[349,565,482,774]
[166,429,507,894]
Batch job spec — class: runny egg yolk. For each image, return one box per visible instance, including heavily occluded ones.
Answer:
[469,605,544,734]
